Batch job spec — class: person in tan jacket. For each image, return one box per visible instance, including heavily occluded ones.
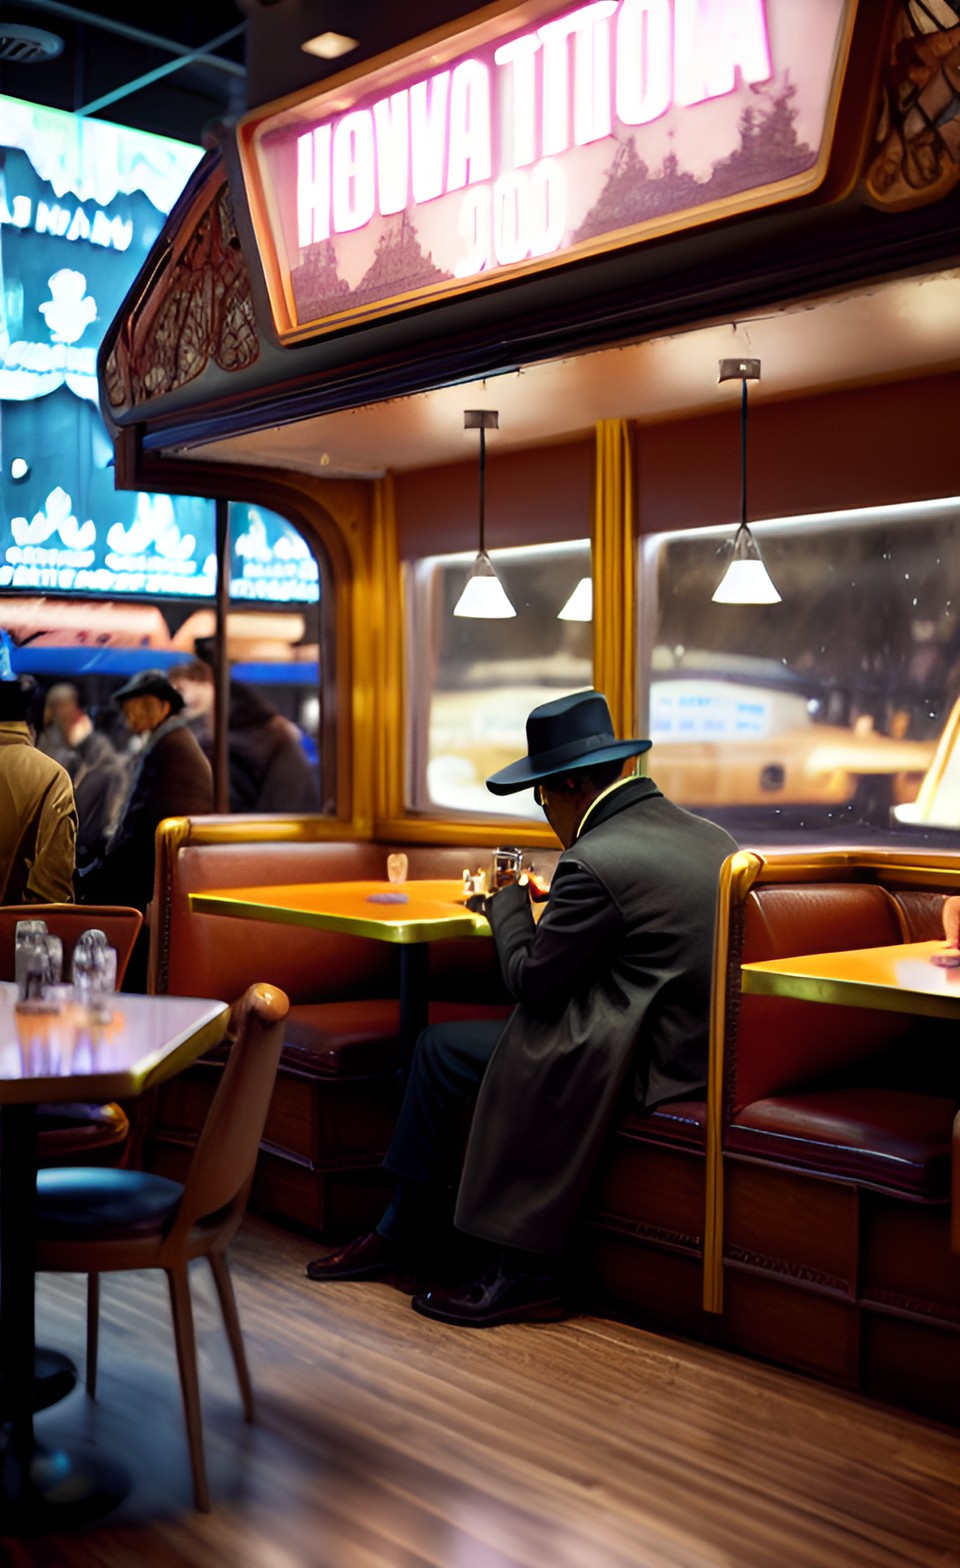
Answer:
[0,673,77,904]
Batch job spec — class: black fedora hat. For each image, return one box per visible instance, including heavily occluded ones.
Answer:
[112,668,185,713]
[486,690,651,796]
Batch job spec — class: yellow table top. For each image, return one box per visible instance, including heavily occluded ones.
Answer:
[190,879,491,944]
[0,985,228,1105]
[741,939,960,1020]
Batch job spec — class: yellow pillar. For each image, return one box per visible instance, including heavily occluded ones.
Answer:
[592,419,636,740]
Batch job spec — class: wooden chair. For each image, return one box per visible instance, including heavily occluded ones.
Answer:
[33,982,290,1511]
[0,904,144,1161]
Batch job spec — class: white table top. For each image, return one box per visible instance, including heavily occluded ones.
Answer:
[0,983,229,1105]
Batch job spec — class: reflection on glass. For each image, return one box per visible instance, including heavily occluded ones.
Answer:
[639,497,960,838]
[408,540,592,817]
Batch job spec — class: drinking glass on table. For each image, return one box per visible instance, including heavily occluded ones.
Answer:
[17,930,62,1002]
[15,919,48,1000]
[387,853,409,885]
[72,931,117,1021]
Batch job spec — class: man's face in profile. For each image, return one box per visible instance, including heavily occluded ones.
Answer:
[121,694,170,736]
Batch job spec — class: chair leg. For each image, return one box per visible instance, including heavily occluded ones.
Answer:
[165,1264,210,1512]
[209,1250,255,1423]
[86,1273,100,1397]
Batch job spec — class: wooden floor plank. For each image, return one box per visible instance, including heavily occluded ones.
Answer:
[6,1215,957,1568]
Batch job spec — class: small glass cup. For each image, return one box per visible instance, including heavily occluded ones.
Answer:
[387,853,409,885]
[70,928,109,986]
[74,942,117,1022]
[17,932,63,1003]
[15,919,48,1000]
[491,847,523,890]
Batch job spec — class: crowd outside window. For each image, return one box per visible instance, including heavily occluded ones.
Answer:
[37,682,128,867]
[79,670,213,985]
[169,659,320,812]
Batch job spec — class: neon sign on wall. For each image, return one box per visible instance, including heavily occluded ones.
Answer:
[238,0,855,341]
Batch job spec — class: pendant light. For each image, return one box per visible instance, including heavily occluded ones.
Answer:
[557,577,592,620]
[711,359,781,605]
[453,410,516,618]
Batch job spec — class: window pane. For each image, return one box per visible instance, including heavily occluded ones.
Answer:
[638,499,960,837]
[407,542,592,817]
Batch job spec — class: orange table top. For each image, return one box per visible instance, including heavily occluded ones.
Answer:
[0,985,228,1105]
[741,939,960,1020]
[189,879,491,945]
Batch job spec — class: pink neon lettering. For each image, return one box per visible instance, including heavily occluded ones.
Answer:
[673,0,771,108]
[494,33,541,170]
[574,2,617,147]
[616,0,672,126]
[410,71,451,204]
[373,91,409,215]
[527,159,566,256]
[297,125,331,246]
[294,0,776,251]
[447,59,492,192]
[332,110,375,233]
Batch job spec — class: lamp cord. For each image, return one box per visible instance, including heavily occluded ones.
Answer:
[740,376,748,531]
[478,425,486,555]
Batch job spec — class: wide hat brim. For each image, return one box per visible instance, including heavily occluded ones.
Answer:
[112,670,185,713]
[486,735,651,795]
[485,691,651,796]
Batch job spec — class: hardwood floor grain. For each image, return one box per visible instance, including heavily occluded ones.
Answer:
[3,1216,957,1568]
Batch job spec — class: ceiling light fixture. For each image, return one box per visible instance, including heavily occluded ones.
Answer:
[711,358,781,605]
[453,411,515,619]
[557,577,592,621]
[301,31,359,61]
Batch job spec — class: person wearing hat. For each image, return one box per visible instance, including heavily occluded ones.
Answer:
[79,669,213,934]
[0,646,78,904]
[307,690,736,1327]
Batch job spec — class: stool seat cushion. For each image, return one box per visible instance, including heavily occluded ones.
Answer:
[36,1168,184,1237]
[727,1088,957,1199]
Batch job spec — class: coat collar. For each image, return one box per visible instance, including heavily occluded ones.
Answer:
[0,721,33,747]
[575,774,661,841]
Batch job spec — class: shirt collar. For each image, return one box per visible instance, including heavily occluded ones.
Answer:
[575,773,644,840]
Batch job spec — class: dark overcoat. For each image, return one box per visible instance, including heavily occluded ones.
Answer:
[83,717,213,911]
[454,776,736,1255]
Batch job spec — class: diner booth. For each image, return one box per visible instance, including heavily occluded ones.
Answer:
[81,0,960,1439]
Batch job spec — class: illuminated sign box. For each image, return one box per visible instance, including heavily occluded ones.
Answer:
[237,0,857,343]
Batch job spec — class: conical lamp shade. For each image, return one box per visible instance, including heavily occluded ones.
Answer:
[454,551,516,617]
[558,577,592,621]
[712,525,781,604]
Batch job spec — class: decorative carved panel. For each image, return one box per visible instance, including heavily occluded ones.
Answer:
[863,0,960,210]
[105,180,259,413]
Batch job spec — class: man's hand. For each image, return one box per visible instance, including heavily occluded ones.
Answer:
[943,895,960,946]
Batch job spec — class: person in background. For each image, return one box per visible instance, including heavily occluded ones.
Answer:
[0,654,77,904]
[36,681,128,867]
[80,669,213,928]
[169,659,320,812]
[307,690,736,1327]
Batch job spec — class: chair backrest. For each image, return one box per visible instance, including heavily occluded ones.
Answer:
[173,982,289,1237]
[0,903,143,986]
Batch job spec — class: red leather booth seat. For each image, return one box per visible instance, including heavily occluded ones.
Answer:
[144,818,551,1235]
[713,857,960,1425]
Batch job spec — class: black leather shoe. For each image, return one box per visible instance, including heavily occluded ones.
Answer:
[306,1231,403,1282]
[411,1257,567,1327]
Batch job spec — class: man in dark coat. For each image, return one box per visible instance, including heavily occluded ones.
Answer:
[307,691,736,1326]
[80,668,213,916]
[0,669,77,904]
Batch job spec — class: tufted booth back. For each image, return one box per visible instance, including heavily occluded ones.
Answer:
[728,881,912,1111]
[150,817,560,1007]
